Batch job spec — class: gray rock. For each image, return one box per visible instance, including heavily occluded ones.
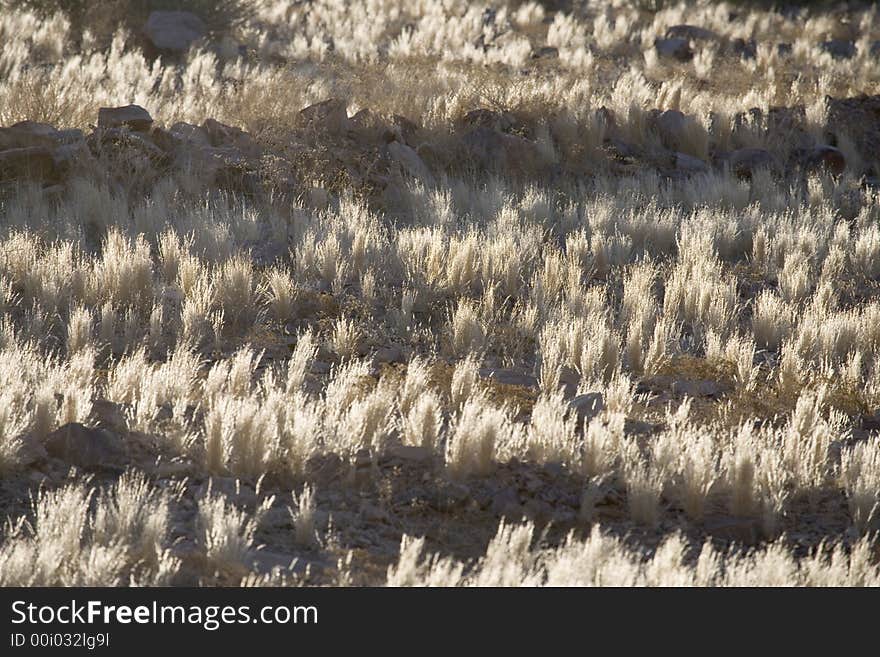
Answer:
[655,37,693,61]
[374,346,404,364]
[718,147,775,179]
[820,39,855,59]
[169,121,212,147]
[44,423,125,469]
[386,444,433,463]
[461,127,545,174]
[653,109,696,151]
[491,487,521,517]
[671,379,724,398]
[201,118,260,155]
[87,399,128,432]
[704,515,760,545]
[665,25,718,42]
[731,37,756,60]
[145,11,207,53]
[569,392,605,423]
[97,104,153,132]
[0,121,59,149]
[673,152,709,175]
[387,141,432,181]
[532,45,559,59]
[480,368,539,388]
[299,99,351,136]
[801,145,845,176]
[0,146,58,183]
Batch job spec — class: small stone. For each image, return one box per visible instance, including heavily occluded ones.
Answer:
[97,105,153,132]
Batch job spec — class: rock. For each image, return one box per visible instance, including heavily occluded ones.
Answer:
[673,151,709,175]
[665,25,718,42]
[348,108,389,144]
[718,147,775,179]
[569,392,605,423]
[827,95,880,172]
[491,487,522,517]
[201,118,260,156]
[480,368,539,388]
[91,127,168,164]
[461,127,545,174]
[460,108,522,134]
[388,114,420,146]
[44,423,125,469]
[861,410,880,432]
[144,11,207,53]
[801,146,845,176]
[51,140,94,178]
[671,379,724,398]
[310,360,331,374]
[532,45,559,59]
[53,128,85,144]
[87,399,129,432]
[0,121,59,149]
[374,345,404,364]
[820,39,855,59]
[523,498,553,522]
[299,99,351,136]
[624,419,656,436]
[655,37,693,62]
[0,146,58,183]
[387,141,432,181]
[731,37,757,60]
[169,122,212,147]
[386,444,433,463]
[704,515,759,545]
[97,105,153,132]
[177,144,254,191]
[653,109,690,150]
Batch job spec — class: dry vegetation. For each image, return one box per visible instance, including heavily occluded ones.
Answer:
[1,0,880,586]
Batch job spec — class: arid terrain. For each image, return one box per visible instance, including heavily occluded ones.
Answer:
[1,0,880,586]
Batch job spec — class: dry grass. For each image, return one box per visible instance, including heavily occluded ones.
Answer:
[1,0,880,587]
